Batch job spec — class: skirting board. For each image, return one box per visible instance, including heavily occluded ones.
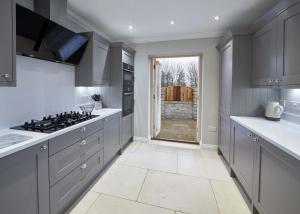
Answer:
[201,144,218,150]
[133,136,150,143]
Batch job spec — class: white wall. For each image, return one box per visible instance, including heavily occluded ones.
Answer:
[130,37,220,145]
[0,56,102,129]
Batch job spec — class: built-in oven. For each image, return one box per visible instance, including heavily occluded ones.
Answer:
[123,92,134,117]
[122,62,134,116]
[123,63,134,93]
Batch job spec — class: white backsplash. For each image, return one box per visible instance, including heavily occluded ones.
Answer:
[0,56,104,129]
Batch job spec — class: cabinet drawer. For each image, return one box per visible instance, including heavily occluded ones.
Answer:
[50,151,103,214]
[49,141,82,186]
[80,119,104,139]
[49,128,81,156]
[82,149,104,187]
[49,130,104,186]
[49,119,104,156]
[82,130,104,160]
[50,165,84,214]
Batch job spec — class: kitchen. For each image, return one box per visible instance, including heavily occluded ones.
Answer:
[0,0,300,214]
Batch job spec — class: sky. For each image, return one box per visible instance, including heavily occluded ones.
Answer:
[156,56,199,85]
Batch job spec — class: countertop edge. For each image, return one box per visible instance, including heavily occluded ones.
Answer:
[0,109,122,159]
[231,116,300,161]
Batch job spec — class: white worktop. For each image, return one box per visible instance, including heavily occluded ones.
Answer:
[231,116,300,161]
[0,108,121,159]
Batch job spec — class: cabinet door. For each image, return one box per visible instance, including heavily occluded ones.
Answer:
[122,50,134,66]
[0,0,16,86]
[219,113,230,163]
[121,113,133,147]
[253,138,300,214]
[50,164,84,214]
[231,123,255,197]
[253,19,278,86]
[277,3,300,86]
[49,141,82,186]
[104,113,121,165]
[219,41,232,116]
[93,40,110,85]
[0,142,49,214]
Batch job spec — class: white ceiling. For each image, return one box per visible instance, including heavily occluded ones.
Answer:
[67,0,278,43]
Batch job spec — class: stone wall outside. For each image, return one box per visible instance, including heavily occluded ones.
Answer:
[161,87,198,120]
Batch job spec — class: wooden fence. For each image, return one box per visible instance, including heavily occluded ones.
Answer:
[165,86,193,101]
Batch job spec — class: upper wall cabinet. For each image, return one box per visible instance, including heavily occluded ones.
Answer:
[253,1,300,87]
[76,32,110,86]
[0,0,16,87]
[253,19,278,86]
[277,3,300,86]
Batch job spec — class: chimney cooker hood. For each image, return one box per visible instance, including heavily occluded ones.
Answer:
[16,4,88,65]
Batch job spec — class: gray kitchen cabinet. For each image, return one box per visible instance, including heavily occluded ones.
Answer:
[231,122,255,198]
[49,130,104,186]
[217,39,233,163]
[253,137,300,214]
[49,119,103,155]
[0,0,16,87]
[121,113,134,147]
[219,40,233,116]
[122,50,134,66]
[50,150,103,214]
[76,32,110,86]
[277,3,300,86]
[104,113,121,165]
[253,19,278,86]
[219,113,231,163]
[0,141,49,214]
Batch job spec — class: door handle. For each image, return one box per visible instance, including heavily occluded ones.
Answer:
[81,163,87,169]
[40,145,48,150]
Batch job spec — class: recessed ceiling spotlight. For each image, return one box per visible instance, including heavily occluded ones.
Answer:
[214,16,220,21]
[170,21,175,25]
[129,25,133,30]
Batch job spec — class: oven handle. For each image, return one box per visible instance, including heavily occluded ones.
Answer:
[123,92,134,95]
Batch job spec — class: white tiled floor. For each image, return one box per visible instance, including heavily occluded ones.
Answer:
[69,140,251,214]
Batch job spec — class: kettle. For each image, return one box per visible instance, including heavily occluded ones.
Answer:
[265,102,284,121]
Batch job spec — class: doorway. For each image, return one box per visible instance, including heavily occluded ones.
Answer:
[150,56,202,144]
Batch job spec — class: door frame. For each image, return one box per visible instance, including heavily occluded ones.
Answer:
[149,54,203,144]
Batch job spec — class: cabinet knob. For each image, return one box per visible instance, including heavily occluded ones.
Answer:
[81,163,87,169]
[2,74,9,78]
[81,140,87,146]
[40,145,48,150]
[252,137,258,142]
[81,127,86,132]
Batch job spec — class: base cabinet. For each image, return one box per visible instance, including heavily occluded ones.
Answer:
[219,113,231,163]
[253,138,300,214]
[50,150,103,214]
[231,122,255,198]
[0,142,49,214]
[229,120,300,214]
[104,113,121,165]
[121,113,133,147]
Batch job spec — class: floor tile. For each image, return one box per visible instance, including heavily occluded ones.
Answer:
[123,141,141,154]
[210,180,251,214]
[178,154,232,182]
[124,150,178,173]
[86,194,175,214]
[138,170,219,214]
[69,191,99,214]
[91,164,147,200]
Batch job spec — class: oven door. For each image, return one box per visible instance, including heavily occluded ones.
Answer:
[123,71,134,93]
[123,93,134,117]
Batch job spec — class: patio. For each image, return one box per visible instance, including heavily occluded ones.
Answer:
[156,119,198,143]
